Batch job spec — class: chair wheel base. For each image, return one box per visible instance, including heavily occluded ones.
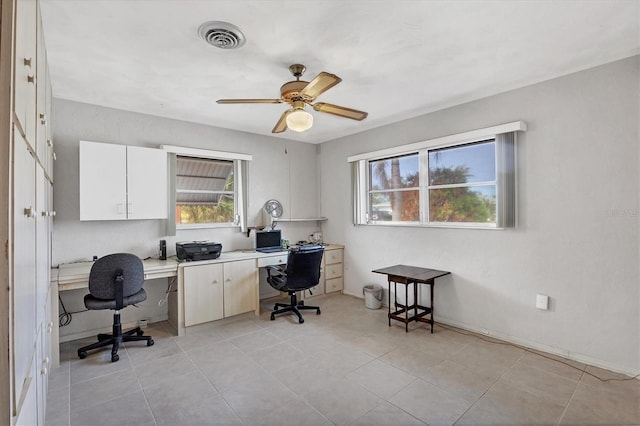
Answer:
[137,330,144,337]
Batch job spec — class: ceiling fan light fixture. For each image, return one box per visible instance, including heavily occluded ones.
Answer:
[286,108,313,132]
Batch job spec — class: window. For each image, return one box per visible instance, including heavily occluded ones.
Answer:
[349,122,524,228]
[162,145,252,233]
[368,153,420,222]
[175,156,236,225]
[428,140,496,224]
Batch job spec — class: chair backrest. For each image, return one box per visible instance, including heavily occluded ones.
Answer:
[88,253,144,300]
[283,245,324,291]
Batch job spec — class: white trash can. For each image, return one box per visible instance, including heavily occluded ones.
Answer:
[363,284,383,309]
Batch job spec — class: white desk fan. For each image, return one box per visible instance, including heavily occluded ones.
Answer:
[263,199,283,229]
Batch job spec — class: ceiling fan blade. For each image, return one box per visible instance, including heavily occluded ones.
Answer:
[217,99,282,104]
[313,102,368,121]
[272,110,290,133]
[300,72,342,99]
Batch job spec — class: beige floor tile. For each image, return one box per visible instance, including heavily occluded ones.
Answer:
[380,345,445,377]
[559,380,640,425]
[350,401,427,425]
[45,386,69,426]
[457,380,565,425]
[143,370,219,415]
[70,369,141,412]
[222,374,303,421]
[132,351,197,389]
[513,350,585,382]
[346,359,417,399]
[69,348,134,385]
[389,378,471,426]
[421,360,497,404]
[124,335,184,366]
[69,389,154,426]
[229,328,283,353]
[498,361,579,407]
[47,362,70,392]
[304,379,382,425]
[245,399,333,425]
[447,338,524,379]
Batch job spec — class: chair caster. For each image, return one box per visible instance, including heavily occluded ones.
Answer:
[147,339,154,347]
[270,314,275,321]
[316,309,321,315]
[78,351,87,359]
[299,317,304,324]
[299,300,305,306]
[137,330,144,337]
[111,353,119,362]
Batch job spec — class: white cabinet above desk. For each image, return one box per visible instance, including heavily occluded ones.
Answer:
[79,140,167,220]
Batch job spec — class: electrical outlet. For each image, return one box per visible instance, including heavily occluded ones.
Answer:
[536,294,549,310]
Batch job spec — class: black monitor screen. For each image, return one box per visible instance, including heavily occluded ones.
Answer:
[256,229,281,249]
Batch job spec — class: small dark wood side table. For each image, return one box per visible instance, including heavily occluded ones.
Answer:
[372,265,451,333]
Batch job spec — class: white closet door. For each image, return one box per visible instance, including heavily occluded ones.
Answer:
[13,130,37,409]
[79,141,127,220]
[126,146,167,220]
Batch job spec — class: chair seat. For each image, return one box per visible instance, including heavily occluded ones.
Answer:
[84,288,147,310]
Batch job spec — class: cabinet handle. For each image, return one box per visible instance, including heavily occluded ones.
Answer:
[24,207,36,218]
[41,210,49,217]
[43,357,50,366]
[40,113,46,125]
[52,152,56,161]
[225,278,231,282]
[212,280,218,284]
[27,74,35,83]
[23,57,32,67]
[40,367,48,376]
[47,139,53,147]
[50,211,56,217]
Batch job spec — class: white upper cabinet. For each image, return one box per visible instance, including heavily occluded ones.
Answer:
[79,141,167,221]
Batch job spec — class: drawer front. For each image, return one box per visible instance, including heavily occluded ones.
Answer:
[325,249,343,265]
[257,255,287,268]
[325,263,342,280]
[326,277,344,293]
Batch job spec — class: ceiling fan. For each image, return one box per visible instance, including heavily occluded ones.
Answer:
[217,64,368,133]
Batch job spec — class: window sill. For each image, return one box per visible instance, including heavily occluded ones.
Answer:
[361,222,503,230]
[177,223,240,230]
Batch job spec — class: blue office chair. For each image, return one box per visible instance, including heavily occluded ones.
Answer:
[77,253,154,362]
[266,245,324,323]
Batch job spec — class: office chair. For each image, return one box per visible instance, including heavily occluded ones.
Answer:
[77,253,154,362]
[266,245,324,323]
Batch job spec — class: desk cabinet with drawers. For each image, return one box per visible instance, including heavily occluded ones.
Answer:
[303,245,344,298]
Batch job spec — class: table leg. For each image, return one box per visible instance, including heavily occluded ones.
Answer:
[430,281,434,333]
[405,283,409,332]
[388,279,391,327]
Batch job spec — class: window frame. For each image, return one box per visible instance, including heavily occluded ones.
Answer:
[162,145,252,233]
[349,122,525,229]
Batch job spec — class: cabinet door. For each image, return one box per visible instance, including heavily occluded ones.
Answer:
[14,0,37,146]
[13,130,37,408]
[223,260,257,317]
[79,141,127,220]
[126,146,167,219]
[183,264,224,326]
[35,167,48,328]
[35,4,47,164]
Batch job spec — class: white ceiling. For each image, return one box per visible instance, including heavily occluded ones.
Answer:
[39,0,639,144]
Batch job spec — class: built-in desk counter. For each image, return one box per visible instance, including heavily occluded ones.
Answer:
[50,245,344,365]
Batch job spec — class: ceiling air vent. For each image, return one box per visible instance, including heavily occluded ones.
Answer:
[198,21,246,49]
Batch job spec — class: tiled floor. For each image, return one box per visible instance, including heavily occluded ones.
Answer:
[46,293,639,426]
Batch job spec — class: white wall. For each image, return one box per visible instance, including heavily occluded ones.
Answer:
[52,99,322,338]
[319,56,639,375]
